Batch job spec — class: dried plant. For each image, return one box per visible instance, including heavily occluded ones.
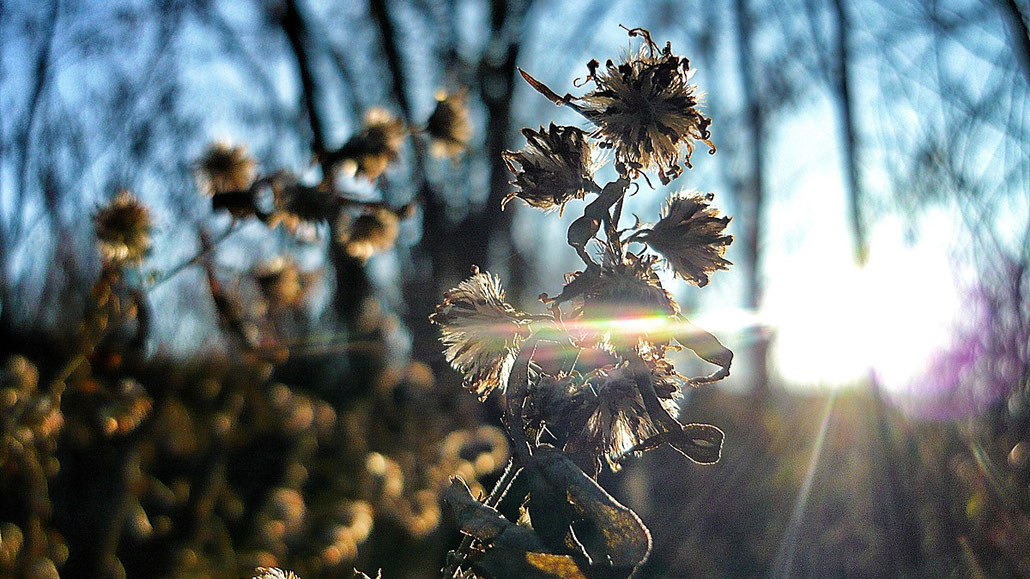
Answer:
[433,27,734,578]
[1,76,485,578]
[93,189,153,265]
[426,90,473,160]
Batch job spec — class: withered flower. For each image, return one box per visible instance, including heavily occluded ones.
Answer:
[502,124,596,214]
[196,142,257,194]
[639,192,732,287]
[579,30,713,184]
[565,365,659,473]
[431,268,530,400]
[336,207,400,262]
[265,172,342,235]
[589,247,677,316]
[93,190,153,264]
[253,568,300,579]
[569,245,678,351]
[253,257,306,309]
[426,89,472,159]
[521,29,713,184]
[327,108,407,181]
[637,341,684,416]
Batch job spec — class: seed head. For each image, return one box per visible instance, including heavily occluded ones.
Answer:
[337,207,400,262]
[502,124,596,214]
[578,29,713,184]
[642,192,732,287]
[431,268,530,400]
[581,246,678,351]
[330,108,407,181]
[426,89,472,159]
[266,172,341,235]
[93,190,153,264]
[196,142,257,194]
[565,364,659,473]
[253,257,306,309]
[253,568,300,579]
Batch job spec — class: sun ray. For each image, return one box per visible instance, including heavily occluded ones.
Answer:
[772,391,837,578]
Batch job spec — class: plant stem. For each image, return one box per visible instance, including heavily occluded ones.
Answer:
[442,456,521,578]
[147,221,239,292]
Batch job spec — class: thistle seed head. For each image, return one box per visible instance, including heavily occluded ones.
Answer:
[585,245,678,320]
[565,364,659,473]
[253,567,300,579]
[337,108,407,181]
[253,257,306,309]
[337,207,400,262]
[266,172,341,235]
[196,142,257,195]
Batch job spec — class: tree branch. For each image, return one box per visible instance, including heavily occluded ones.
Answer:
[281,0,330,172]
[369,0,412,118]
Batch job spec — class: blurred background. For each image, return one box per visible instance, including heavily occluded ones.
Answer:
[0,0,1028,577]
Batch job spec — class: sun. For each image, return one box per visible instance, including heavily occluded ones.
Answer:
[766,240,960,390]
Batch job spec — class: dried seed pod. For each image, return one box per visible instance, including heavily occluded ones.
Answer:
[578,30,713,184]
[253,257,307,309]
[253,568,300,579]
[520,28,714,185]
[196,142,257,194]
[336,207,400,262]
[265,172,342,235]
[323,108,407,181]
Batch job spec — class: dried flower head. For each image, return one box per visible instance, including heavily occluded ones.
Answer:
[565,365,659,472]
[265,172,341,235]
[426,89,472,159]
[637,340,683,415]
[585,243,679,319]
[337,207,400,262]
[253,257,306,309]
[640,192,732,287]
[330,108,407,181]
[502,124,596,214]
[93,190,153,264]
[535,28,712,185]
[254,567,300,579]
[196,142,257,194]
[431,268,530,400]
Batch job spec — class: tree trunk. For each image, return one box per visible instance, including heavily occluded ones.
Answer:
[733,0,770,394]
[830,0,867,265]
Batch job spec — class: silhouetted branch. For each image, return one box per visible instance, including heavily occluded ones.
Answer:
[281,0,330,173]
[999,0,1030,84]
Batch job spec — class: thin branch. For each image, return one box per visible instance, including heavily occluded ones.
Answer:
[281,0,331,174]
[12,0,60,239]
[999,0,1030,84]
[369,0,412,119]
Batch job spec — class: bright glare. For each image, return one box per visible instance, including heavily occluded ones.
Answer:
[766,239,961,390]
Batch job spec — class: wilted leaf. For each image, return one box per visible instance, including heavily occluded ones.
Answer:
[630,422,724,464]
[527,447,651,571]
[666,423,723,464]
[443,477,521,543]
[525,552,588,579]
[676,320,732,385]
